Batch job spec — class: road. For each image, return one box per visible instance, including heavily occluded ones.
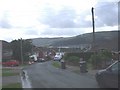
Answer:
[24,61,99,88]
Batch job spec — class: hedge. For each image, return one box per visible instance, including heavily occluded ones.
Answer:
[64,52,94,62]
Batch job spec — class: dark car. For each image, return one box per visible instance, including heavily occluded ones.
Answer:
[95,61,119,88]
[38,58,45,62]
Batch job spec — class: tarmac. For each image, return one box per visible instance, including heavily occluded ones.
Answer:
[2,62,99,88]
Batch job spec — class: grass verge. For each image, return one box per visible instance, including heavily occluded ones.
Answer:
[2,72,19,77]
[52,61,61,68]
[87,63,93,70]
[2,83,22,88]
[2,68,19,77]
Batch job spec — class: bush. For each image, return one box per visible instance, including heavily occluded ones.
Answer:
[66,56,80,62]
[63,52,93,62]
[89,49,112,69]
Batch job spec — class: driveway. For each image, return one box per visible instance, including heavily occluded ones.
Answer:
[24,61,99,88]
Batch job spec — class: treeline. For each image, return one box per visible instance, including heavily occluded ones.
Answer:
[2,39,33,63]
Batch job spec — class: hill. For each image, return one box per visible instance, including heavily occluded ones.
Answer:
[31,37,70,47]
[32,30,118,51]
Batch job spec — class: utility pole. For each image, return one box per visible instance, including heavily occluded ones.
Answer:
[91,7,95,51]
[20,38,23,65]
[91,7,97,68]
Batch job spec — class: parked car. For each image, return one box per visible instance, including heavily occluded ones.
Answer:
[3,60,19,66]
[95,60,119,88]
[54,53,62,61]
[38,58,45,62]
[29,55,38,62]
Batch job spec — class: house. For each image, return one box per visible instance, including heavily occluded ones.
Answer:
[2,40,13,61]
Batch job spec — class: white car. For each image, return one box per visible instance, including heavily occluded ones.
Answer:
[54,54,62,61]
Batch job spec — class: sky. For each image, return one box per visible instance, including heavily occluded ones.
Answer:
[0,0,119,42]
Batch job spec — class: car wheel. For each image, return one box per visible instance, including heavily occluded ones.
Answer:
[97,77,106,88]
[11,65,14,67]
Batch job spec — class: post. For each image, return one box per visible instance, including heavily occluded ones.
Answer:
[58,48,60,53]
[61,59,66,69]
[91,7,95,50]
[20,38,23,65]
[0,40,2,90]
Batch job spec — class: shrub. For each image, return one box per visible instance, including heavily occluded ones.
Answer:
[89,49,112,69]
[63,52,93,62]
[66,56,80,62]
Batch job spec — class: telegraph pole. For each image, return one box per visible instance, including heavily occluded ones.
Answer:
[20,38,23,65]
[91,7,95,50]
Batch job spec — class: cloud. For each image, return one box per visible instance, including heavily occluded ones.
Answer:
[24,29,39,35]
[41,28,91,36]
[40,25,118,37]
[94,2,118,27]
[40,6,76,28]
[118,1,120,26]
[41,28,76,36]
[0,19,11,28]
[39,1,118,28]
[39,6,94,28]
[76,2,118,28]
[0,14,12,29]
[0,0,119,42]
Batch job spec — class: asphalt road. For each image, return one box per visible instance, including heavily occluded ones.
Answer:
[24,61,99,88]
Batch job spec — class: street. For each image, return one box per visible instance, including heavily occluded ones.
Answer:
[23,61,99,88]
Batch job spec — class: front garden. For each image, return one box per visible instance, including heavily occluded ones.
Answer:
[63,49,113,70]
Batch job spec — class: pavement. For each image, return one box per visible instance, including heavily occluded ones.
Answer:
[1,61,99,88]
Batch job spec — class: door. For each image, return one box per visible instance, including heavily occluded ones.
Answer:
[103,61,119,88]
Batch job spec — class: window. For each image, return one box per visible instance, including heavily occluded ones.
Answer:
[111,61,120,71]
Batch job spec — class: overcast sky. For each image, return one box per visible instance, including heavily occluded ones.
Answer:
[0,0,119,42]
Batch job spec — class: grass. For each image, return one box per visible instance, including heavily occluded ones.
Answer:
[87,63,93,70]
[2,68,12,71]
[2,72,19,77]
[18,64,29,69]
[52,61,61,68]
[73,70,80,74]
[2,68,19,77]
[2,83,22,88]
[19,64,28,67]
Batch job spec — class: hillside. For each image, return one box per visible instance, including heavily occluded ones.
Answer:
[32,30,118,51]
[31,37,70,47]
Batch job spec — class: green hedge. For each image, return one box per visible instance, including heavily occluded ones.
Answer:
[89,50,112,69]
[65,56,79,62]
[64,52,94,62]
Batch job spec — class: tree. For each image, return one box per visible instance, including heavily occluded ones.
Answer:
[10,39,33,63]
